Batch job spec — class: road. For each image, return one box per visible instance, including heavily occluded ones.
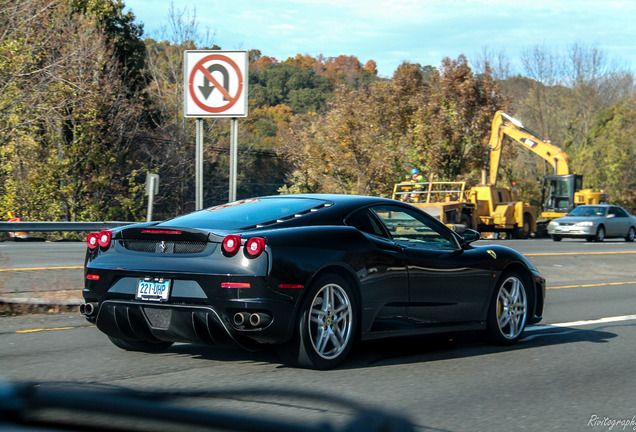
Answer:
[1,239,636,431]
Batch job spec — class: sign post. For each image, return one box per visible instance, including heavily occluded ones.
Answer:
[145,174,159,222]
[196,119,204,209]
[184,50,248,207]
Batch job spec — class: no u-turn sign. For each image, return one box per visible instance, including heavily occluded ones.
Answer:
[184,50,248,117]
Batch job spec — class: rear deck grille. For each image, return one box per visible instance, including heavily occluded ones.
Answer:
[120,239,207,254]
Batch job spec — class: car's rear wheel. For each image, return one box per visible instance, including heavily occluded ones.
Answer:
[108,336,173,353]
[277,274,357,369]
[485,272,529,345]
[625,227,635,242]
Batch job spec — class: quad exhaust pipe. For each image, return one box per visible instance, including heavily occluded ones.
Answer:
[233,312,271,329]
[79,302,99,316]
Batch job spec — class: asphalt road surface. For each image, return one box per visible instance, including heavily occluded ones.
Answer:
[1,238,636,431]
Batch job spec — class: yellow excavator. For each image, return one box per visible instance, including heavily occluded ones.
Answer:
[486,111,607,232]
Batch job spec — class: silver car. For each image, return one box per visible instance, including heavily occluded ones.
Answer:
[548,204,636,242]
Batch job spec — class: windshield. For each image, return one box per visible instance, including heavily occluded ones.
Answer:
[567,206,606,217]
[158,197,330,230]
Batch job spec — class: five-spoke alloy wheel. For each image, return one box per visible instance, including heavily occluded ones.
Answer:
[486,272,529,345]
[278,274,357,369]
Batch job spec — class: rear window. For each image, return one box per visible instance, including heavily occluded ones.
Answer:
[158,197,330,230]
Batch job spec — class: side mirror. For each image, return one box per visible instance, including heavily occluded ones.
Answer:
[607,214,615,219]
[462,229,480,245]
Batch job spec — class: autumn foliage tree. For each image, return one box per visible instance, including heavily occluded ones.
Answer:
[411,55,509,182]
[277,57,509,197]
[2,2,634,224]
[277,62,428,196]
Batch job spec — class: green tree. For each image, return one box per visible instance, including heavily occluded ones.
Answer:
[575,96,636,211]
[70,0,147,92]
[249,63,332,113]
[0,0,148,222]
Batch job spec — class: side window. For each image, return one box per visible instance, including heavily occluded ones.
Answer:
[370,205,458,249]
[613,207,628,218]
[346,209,387,238]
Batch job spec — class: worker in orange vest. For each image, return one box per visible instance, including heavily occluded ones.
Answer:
[7,212,29,239]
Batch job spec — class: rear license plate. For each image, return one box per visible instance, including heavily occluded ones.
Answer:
[136,278,171,301]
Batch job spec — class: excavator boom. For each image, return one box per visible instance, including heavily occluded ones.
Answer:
[488,111,570,186]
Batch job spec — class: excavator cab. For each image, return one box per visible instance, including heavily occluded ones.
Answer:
[542,174,583,216]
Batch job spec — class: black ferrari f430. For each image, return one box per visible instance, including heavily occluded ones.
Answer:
[82,194,545,369]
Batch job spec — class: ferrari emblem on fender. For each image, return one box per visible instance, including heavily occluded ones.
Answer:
[487,250,497,259]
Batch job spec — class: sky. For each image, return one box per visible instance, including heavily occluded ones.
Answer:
[123,0,636,78]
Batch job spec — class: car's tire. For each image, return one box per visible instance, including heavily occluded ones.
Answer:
[594,226,606,242]
[551,235,562,242]
[108,336,173,353]
[625,227,635,242]
[277,274,357,370]
[485,272,529,345]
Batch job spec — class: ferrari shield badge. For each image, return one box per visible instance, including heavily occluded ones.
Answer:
[487,249,497,260]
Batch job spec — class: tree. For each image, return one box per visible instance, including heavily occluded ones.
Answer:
[499,43,634,206]
[277,67,421,196]
[139,2,225,217]
[411,56,509,182]
[472,46,511,80]
[249,63,332,113]
[576,96,636,211]
[0,0,148,222]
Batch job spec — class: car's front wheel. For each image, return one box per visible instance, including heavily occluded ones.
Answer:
[625,227,635,242]
[551,235,562,242]
[594,226,606,242]
[485,272,529,345]
[108,336,173,353]
[278,274,357,369]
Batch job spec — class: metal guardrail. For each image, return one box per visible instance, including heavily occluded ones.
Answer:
[0,222,135,232]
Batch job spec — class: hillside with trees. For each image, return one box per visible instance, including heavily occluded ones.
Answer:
[1,0,634,228]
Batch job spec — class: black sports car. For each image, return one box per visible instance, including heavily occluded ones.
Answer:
[82,194,545,369]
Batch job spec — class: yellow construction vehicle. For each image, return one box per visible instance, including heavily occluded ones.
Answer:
[486,111,607,227]
[392,178,537,238]
[392,180,476,227]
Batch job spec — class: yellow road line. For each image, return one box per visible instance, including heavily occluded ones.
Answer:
[0,266,83,272]
[549,281,636,290]
[16,325,94,334]
[527,251,636,256]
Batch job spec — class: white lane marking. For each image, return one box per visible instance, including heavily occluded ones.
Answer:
[525,314,636,332]
[521,315,636,342]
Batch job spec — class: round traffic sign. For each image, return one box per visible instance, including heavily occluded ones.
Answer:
[188,54,244,114]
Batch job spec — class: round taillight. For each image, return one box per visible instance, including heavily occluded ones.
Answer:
[245,237,266,258]
[222,235,241,256]
[86,233,99,250]
[97,230,112,248]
